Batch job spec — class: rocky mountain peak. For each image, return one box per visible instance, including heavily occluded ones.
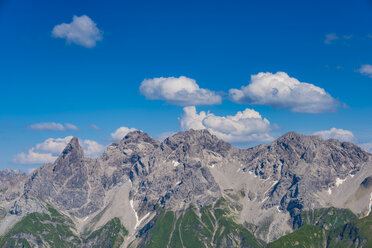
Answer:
[120,130,160,147]
[163,129,232,156]
[55,137,84,163]
[274,132,322,148]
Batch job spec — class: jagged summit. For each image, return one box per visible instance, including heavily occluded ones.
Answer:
[163,129,232,155]
[54,136,84,167]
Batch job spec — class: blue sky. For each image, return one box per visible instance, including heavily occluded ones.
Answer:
[1,0,372,171]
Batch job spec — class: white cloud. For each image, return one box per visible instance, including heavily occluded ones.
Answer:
[358,64,372,78]
[13,148,57,165]
[360,143,372,153]
[179,106,273,143]
[139,76,221,106]
[313,128,356,142]
[324,33,353,45]
[52,15,103,48]
[64,123,79,130]
[13,136,104,164]
[324,33,340,44]
[35,136,74,154]
[81,139,105,158]
[89,124,101,130]
[27,122,78,131]
[229,72,340,113]
[111,127,137,140]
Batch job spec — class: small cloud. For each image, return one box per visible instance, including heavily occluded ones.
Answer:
[27,122,78,131]
[111,126,137,140]
[13,136,104,164]
[324,33,340,44]
[89,124,101,130]
[52,15,103,48]
[179,106,273,143]
[360,143,372,153]
[228,72,341,113]
[313,128,355,142]
[358,64,372,78]
[140,76,222,106]
[324,33,353,45]
[64,123,79,130]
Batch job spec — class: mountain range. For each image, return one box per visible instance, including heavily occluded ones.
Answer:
[1,129,372,247]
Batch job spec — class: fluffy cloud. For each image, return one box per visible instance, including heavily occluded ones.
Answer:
[35,136,74,153]
[313,128,355,142]
[81,139,105,158]
[111,127,137,140]
[140,76,222,106]
[179,106,273,143]
[13,148,57,165]
[52,15,103,48]
[13,136,105,164]
[229,72,340,113]
[27,122,78,131]
[358,64,372,78]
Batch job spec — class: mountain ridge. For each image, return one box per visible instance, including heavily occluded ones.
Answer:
[1,129,372,247]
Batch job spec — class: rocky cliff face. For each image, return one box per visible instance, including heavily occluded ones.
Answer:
[1,129,372,245]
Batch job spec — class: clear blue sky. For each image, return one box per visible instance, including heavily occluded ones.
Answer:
[1,0,372,171]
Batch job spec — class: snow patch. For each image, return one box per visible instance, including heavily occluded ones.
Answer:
[130,199,150,230]
[327,188,332,195]
[335,177,347,187]
[276,206,281,213]
[173,161,180,167]
[367,193,372,216]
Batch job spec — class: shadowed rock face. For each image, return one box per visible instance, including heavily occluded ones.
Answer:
[2,130,371,242]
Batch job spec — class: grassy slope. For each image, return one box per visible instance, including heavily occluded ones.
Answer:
[0,204,128,248]
[142,198,263,248]
[269,209,372,248]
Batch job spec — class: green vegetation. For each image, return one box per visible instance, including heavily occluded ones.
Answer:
[268,225,326,248]
[84,217,128,248]
[0,204,128,248]
[301,207,357,230]
[142,198,263,248]
[144,211,175,248]
[0,204,80,248]
[268,209,372,248]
